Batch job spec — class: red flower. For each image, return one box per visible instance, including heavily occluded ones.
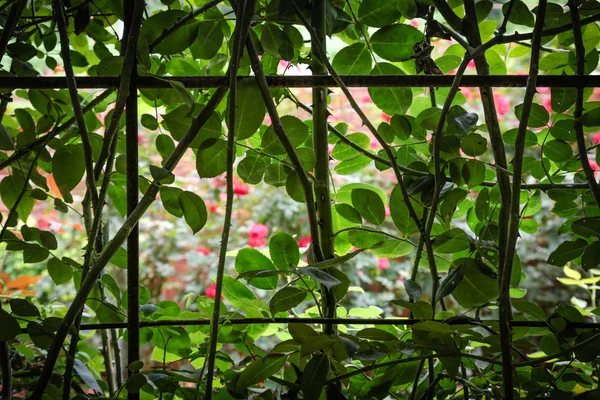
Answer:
[248,223,269,248]
[197,247,211,255]
[381,113,391,123]
[590,161,600,171]
[378,258,390,270]
[206,284,217,298]
[234,182,249,196]
[493,93,510,116]
[593,132,600,144]
[298,236,311,248]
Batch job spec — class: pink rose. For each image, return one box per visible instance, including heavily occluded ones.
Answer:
[378,258,390,270]
[593,132,600,144]
[206,284,217,298]
[196,247,210,255]
[493,93,510,116]
[298,236,311,248]
[248,224,269,248]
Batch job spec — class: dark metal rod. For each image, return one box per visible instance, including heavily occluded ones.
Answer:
[124,1,140,398]
[1,75,599,89]
[63,318,600,330]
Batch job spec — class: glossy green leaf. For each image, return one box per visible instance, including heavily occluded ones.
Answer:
[332,43,372,75]
[269,232,299,270]
[235,248,278,290]
[269,287,305,315]
[547,239,588,266]
[371,24,422,61]
[178,191,207,234]
[351,188,385,225]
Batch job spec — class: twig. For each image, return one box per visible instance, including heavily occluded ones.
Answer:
[499,1,547,398]
[569,0,600,208]
[205,1,255,397]
[424,55,471,314]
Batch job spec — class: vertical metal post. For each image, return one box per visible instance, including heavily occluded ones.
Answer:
[124,0,140,398]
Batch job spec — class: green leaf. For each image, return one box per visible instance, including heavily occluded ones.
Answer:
[461,133,487,157]
[332,43,372,75]
[512,300,546,320]
[446,106,478,135]
[168,81,194,111]
[299,267,341,289]
[334,203,362,224]
[581,107,600,127]
[52,144,85,192]
[574,331,600,362]
[269,287,305,315]
[261,23,294,60]
[10,298,40,317]
[302,354,330,400]
[235,248,278,290]
[582,241,600,271]
[150,165,175,184]
[543,140,572,163]
[222,276,256,307]
[515,103,549,128]
[451,259,499,308]
[572,217,600,238]
[502,0,534,27]
[196,139,228,178]
[351,188,385,225]
[357,327,398,341]
[261,116,309,155]
[433,228,470,253]
[178,191,207,234]
[47,258,73,285]
[269,232,299,270]
[404,279,422,300]
[368,63,412,115]
[551,87,576,113]
[371,24,422,61]
[358,0,402,27]
[190,20,223,60]
[23,243,49,264]
[331,133,370,160]
[462,159,486,188]
[96,56,124,76]
[390,185,419,235]
[236,355,286,392]
[141,113,159,130]
[160,186,183,217]
[547,239,588,266]
[436,264,466,302]
[229,81,266,140]
[0,309,22,341]
[238,155,267,184]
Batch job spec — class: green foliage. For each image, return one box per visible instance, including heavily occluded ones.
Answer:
[1,0,600,398]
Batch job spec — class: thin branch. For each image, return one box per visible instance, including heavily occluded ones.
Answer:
[0,0,27,63]
[569,0,600,208]
[93,1,145,180]
[205,1,255,397]
[424,55,472,314]
[500,0,547,398]
[53,0,99,207]
[432,0,463,32]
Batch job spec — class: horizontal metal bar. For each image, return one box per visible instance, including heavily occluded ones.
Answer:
[60,317,600,331]
[1,75,599,89]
